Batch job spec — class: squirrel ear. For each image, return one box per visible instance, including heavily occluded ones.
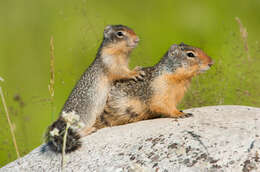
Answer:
[169,44,180,56]
[179,42,189,47]
[104,25,113,38]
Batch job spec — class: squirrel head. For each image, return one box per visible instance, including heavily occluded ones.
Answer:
[159,43,213,74]
[178,42,213,73]
[102,25,139,49]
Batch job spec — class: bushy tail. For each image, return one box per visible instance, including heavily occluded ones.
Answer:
[45,118,81,153]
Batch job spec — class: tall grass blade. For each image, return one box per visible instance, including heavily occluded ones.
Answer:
[49,36,55,121]
[0,86,20,158]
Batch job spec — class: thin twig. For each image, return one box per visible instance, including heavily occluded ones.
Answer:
[49,36,55,121]
[235,17,251,60]
[61,123,69,171]
[0,86,20,158]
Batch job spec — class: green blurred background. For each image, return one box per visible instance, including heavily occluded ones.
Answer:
[0,0,259,166]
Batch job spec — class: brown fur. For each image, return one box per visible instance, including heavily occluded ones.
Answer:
[150,65,199,118]
[101,41,142,81]
[93,97,147,129]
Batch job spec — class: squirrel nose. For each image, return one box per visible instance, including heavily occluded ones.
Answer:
[134,37,140,44]
[208,60,214,67]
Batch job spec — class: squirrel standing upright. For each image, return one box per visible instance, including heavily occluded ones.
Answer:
[92,43,214,129]
[45,25,144,153]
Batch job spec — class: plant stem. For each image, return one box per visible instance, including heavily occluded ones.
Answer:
[61,123,69,171]
[0,87,20,158]
[49,36,55,121]
[235,17,251,60]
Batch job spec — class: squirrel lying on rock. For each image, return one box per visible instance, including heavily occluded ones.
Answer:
[92,43,213,129]
[45,25,144,153]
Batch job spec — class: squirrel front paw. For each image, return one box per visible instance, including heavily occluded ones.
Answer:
[179,112,193,118]
[160,110,193,118]
[131,66,145,81]
[179,110,193,118]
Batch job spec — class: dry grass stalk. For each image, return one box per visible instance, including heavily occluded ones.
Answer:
[0,85,20,158]
[235,17,251,60]
[49,36,55,120]
[49,36,55,98]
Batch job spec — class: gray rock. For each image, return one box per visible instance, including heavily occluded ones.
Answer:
[1,105,260,172]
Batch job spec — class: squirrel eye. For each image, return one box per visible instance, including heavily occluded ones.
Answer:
[116,31,124,38]
[187,52,195,58]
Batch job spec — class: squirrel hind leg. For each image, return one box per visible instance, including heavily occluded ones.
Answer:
[79,126,97,137]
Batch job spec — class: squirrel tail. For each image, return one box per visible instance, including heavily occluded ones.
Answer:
[45,118,81,153]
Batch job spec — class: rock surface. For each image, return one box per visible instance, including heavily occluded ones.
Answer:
[1,105,260,172]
